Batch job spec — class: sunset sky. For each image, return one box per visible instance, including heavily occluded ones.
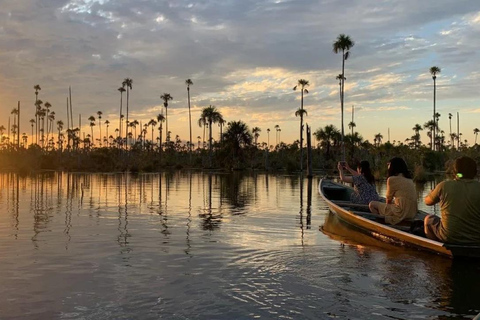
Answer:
[1,0,480,146]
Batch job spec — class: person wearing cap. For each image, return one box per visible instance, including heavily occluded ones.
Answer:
[424,156,480,245]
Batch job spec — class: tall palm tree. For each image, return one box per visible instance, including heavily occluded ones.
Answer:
[97,111,103,146]
[199,105,223,167]
[266,128,270,149]
[122,78,133,144]
[160,93,173,141]
[118,86,126,143]
[57,120,64,150]
[252,127,261,146]
[295,108,308,169]
[148,119,157,145]
[430,66,441,150]
[29,119,35,145]
[88,116,96,146]
[186,79,194,155]
[105,120,110,146]
[293,79,309,172]
[10,108,18,146]
[274,124,280,146]
[156,113,166,149]
[34,99,43,145]
[333,34,355,160]
[474,128,479,145]
[34,85,41,144]
[448,113,453,146]
[47,112,55,149]
[218,118,226,143]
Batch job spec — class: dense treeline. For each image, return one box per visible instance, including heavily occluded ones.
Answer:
[1,122,479,180]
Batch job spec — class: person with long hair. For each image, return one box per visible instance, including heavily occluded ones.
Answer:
[337,160,380,205]
[423,156,480,244]
[369,157,417,225]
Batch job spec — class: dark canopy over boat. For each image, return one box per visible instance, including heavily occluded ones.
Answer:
[319,179,480,259]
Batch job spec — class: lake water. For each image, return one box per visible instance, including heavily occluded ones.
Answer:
[0,172,478,319]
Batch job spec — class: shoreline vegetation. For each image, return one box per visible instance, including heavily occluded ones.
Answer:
[1,139,478,183]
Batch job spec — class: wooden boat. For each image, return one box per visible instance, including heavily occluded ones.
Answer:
[319,179,480,259]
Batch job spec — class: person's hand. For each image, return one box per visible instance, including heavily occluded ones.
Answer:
[337,162,343,171]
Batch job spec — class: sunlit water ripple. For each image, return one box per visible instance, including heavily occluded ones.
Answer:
[0,172,478,319]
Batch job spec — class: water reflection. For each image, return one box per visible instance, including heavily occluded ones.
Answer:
[0,172,478,320]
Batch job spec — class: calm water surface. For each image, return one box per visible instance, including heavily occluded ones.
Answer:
[0,172,478,320]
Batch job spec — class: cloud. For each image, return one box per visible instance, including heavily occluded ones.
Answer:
[0,1,479,145]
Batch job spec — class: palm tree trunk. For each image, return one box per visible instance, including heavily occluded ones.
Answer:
[126,88,129,147]
[188,87,192,157]
[434,78,436,151]
[300,90,304,172]
[165,107,169,142]
[119,92,123,142]
[209,120,213,167]
[341,49,346,161]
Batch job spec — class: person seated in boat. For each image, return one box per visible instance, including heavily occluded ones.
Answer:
[337,160,380,205]
[423,156,480,245]
[368,157,417,225]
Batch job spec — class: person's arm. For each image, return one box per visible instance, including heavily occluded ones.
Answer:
[424,182,443,206]
[385,177,394,204]
[337,162,353,183]
[344,163,360,176]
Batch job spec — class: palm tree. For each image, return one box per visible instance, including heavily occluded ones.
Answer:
[295,108,308,169]
[293,79,309,172]
[160,93,173,141]
[34,85,41,144]
[122,78,133,143]
[412,124,423,149]
[223,120,253,163]
[474,128,479,145]
[186,79,194,155]
[424,120,436,150]
[96,111,103,146]
[252,127,261,146]
[199,105,223,167]
[430,66,441,150]
[57,120,64,150]
[88,116,96,146]
[156,113,166,149]
[348,121,356,136]
[266,128,271,149]
[10,108,19,146]
[29,119,35,145]
[218,118,226,143]
[47,112,55,149]
[148,119,157,145]
[335,74,344,103]
[374,133,383,147]
[274,124,280,146]
[314,125,340,159]
[118,86,126,142]
[333,34,355,160]
[448,113,453,146]
[105,120,110,146]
